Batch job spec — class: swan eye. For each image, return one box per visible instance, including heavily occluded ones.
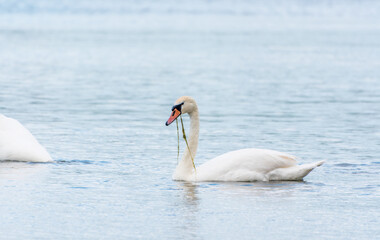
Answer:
[171,102,184,112]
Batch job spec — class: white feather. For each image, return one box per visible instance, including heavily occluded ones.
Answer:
[0,114,52,162]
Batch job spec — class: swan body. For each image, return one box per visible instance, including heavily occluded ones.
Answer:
[0,114,52,162]
[166,96,324,182]
[176,148,324,181]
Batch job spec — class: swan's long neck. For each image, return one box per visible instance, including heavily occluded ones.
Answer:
[173,109,199,180]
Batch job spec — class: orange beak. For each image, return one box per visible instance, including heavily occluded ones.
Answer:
[166,108,181,126]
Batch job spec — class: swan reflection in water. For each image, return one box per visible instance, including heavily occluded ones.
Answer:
[0,161,49,182]
[178,182,200,205]
[174,180,316,239]
[178,181,311,202]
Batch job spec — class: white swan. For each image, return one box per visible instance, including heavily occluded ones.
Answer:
[165,96,324,182]
[0,114,52,162]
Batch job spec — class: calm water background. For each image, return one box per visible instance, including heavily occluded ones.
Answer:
[0,1,379,239]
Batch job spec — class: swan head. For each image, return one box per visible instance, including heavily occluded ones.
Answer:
[166,96,197,126]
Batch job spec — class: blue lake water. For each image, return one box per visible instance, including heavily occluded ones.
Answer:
[0,1,379,239]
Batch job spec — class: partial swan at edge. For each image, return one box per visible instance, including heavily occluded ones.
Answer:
[165,96,324,182]
[0,114,52,162]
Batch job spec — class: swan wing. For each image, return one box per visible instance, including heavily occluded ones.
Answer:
[195,148,297,181]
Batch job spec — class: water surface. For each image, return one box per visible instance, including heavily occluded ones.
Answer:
[0,1,379,239]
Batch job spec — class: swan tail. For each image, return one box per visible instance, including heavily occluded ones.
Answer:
[313,160,325,167]
[266,160,325,181]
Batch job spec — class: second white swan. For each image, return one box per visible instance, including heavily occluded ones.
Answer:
[0,114,52,162]
[165,96,324,182]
